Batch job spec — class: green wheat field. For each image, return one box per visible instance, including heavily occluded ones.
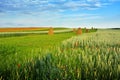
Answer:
[0,28,120,80]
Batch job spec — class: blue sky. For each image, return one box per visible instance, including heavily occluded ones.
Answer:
[0,0,120,28]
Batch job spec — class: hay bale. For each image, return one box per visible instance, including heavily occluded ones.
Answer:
[76,28,82,35]
[48,27,54,35]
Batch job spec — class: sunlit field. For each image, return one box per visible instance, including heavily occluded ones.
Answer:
[0,28,120,80]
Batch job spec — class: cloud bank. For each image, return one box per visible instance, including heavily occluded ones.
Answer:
[0,0,119,13]
[0,0,120,28]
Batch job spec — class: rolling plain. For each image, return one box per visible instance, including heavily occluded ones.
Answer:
[0,27,119,80]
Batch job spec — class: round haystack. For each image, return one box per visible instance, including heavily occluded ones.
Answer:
[48,27,54,35]
[76,28,82,35]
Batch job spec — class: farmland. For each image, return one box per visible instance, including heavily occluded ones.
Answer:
[0,27,69,32]
[0,27,73,38]
[0,28,120,80]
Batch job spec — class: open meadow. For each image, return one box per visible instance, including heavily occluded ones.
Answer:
[0,28,120,80]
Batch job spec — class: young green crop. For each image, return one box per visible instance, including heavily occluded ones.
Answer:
[0,29,119,80]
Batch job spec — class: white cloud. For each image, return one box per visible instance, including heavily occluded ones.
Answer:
[0,11,103,27]
[0,0,120,28]
[0,0,115,14]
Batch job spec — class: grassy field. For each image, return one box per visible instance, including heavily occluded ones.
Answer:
[0,29,120,80]
[0,28,97,38]
[0,27,45,32]
[0,27,69,32]
[0,27,73,38]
